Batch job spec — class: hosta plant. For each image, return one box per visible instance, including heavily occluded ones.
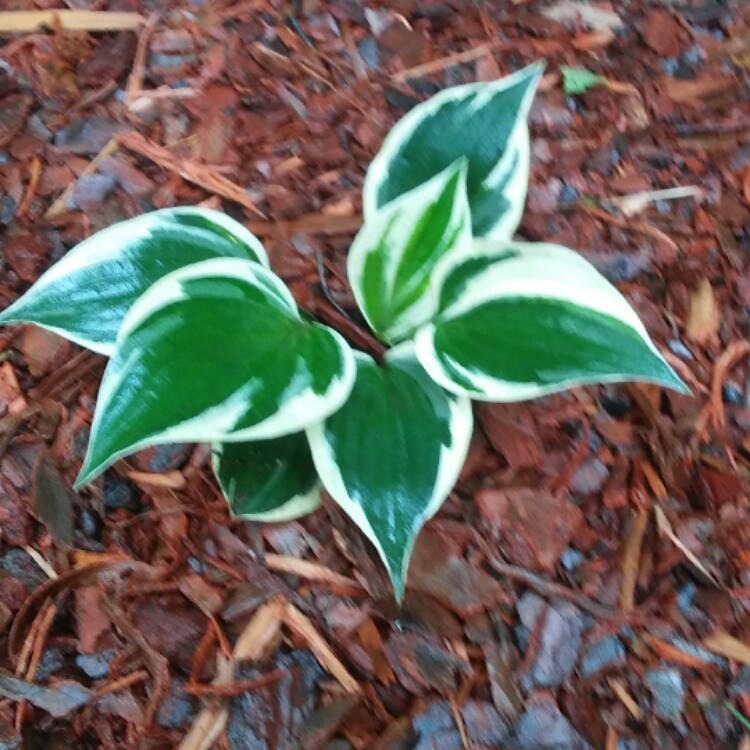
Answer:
[0,63,687,599]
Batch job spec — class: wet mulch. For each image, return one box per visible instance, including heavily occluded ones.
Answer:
[2,0,750,748]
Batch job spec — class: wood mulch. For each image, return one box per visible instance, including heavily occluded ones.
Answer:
[1,1,750,748]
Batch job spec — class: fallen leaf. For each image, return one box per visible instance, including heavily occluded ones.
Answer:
[703,631,750,666]
[32,454,75,547]
[686,278,720,344]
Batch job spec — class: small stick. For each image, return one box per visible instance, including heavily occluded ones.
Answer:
[125,12,160,104]
[94,669,149,697]
[184,669,287,697]
[0,10,144,33]
[392,42,504,82]
[488,558,622,621]
[45,136,120,219]
[16,157,41,218]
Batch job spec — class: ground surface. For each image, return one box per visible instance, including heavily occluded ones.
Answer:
[1,0,750,748]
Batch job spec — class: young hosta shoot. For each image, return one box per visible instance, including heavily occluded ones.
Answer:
[0,62,688,600]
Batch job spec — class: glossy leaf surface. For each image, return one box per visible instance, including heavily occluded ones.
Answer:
[363,63,543,240]
[348,160,472,343]
[76,258,355,487]
[416,243,688,402]
[307,348,472,600]
[213,434,320,521]
[0,207,268,354]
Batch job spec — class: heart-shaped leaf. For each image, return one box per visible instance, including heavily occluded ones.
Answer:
[306,348,472,600]
[75,258,355,487]
[348,159,472,343]
[415,243,688,402]
[0,207,268,355]
[363,62,543,240]
[213,434,320,521]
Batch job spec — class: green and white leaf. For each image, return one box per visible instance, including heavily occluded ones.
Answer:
[415,242,689,402]
[306,347,472,600]
[75,258,355,487]
[363,62,543,240]
[213,433,321,522]
[0,207,269,355]
[348,159,473,343]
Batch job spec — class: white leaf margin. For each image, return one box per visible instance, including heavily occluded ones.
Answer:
[362,62,543,241]
[75,257,356,488]
[347,159,473,343]
[415,241,687,402]
[305,346,473,599]
[211,442,322,523]
[0,207,269,356]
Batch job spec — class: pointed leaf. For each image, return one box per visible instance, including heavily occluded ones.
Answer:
[213,434,320,521]
[75,258,355,487]
[364,63,543,239]
[415,243,688,402]
[348,159,472,343]
[306,348,472,600]
[0,207,268,354]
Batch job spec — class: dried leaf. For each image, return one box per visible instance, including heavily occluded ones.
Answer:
[543,1,623,31]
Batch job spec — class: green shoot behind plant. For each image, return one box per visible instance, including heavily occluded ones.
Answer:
[561,65,607,95]
[0,61,688,600]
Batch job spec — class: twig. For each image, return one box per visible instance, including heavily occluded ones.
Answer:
[118,131,266,218]
[125,12,160,104]
[578,203,679,253]
[45,137,120,219]
[0,10,144,32]
[487,558,622,620]
[184,669,288,697]
[16,157,41,218]
[392,41,505,82]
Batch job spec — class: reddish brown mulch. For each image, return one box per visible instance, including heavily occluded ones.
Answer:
[1,0,750,748]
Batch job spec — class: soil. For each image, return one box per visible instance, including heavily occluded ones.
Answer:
[1,1,750,748]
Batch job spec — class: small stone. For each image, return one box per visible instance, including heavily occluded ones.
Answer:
[76,650,116,680]
[70,174,116,212]
[357,37,380,70]
[0,549,47,591]
[54,117,126,155]
[570,458,609,494]
[518,595,585,688]
[0,151,8,165]
[729,666,750,697]
[36,647,64,680]
[0,195,15,225]
[559,184,579,203]
[103,475,140,512]
[645,668,685,721]
[668,339,694,360]
[80,509,102,540]
[157,680,196,729]
[560,548,585,571]
[133,443,192,473]
[514,696,591,749]
[580,636,626,678]
[722,382,744,405]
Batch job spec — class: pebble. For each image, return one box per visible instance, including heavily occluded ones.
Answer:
[80,509,102,540]
[514,696,592,749]
[0,150,9,164]
[559,184,579,203]
[729,666,750,696]
[580,636,626,678]
[76,649,116,680]
[103,475,141,512]
[357,37,380,70]
[570,458,609,495]
[0,549,47,591]
[722,382,744,406]
[157,680,196,729]
[54,117,126,155]
[69,174,116,212]
[645,668,685,721]
[668,339,694,360]
[36,647,64,680]
[518,594,585,688]
[560,548,585,571]
[0,195,16,225]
